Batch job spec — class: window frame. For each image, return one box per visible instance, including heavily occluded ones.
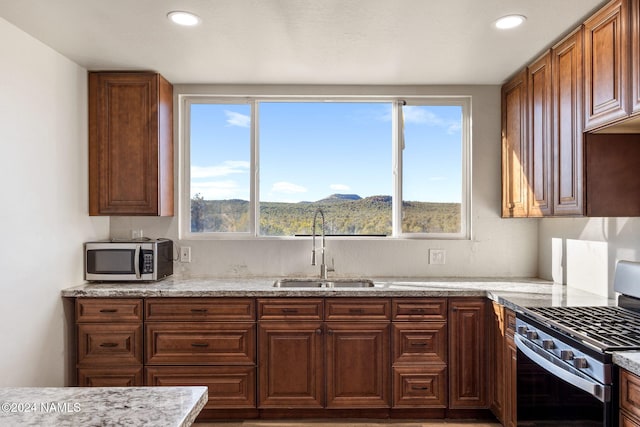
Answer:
[179,94,471,240]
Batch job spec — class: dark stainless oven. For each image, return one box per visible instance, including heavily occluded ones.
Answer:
[515,260,640,426]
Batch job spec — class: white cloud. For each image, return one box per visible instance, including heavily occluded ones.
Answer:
[330,184,350,191]
[224,110,250,128]
[271,181,307,194]
[403,106,461,134]
[191,180,248,200]
[191,161,249,178]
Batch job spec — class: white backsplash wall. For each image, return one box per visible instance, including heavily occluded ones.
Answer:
[0,17,109,387]
[111,85,540,278]
[539,217,640,297]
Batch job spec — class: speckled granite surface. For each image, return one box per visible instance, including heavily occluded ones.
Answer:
[61,276,614,309]
[0,386,207,427]
[613,351,640,375]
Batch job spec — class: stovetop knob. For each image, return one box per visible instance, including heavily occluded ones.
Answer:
[526,330,538,340]
[517,326,528,335]
[560,350,574,361]
[542,339,555,350]
[574,357,588,369]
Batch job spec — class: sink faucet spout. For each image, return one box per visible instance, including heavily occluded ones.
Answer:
[311,208,331,279]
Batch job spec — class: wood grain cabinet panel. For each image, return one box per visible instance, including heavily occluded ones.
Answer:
[145,322,256,365]
[146,366,256,409]
[584,0,629,130]
[76,298,143,323]
[552,27,584,216]
[392,322,447,365]
[325,298,391,321]
[632,0,640,114]
[77,323,143,366]
[448,298,488,409]
[257,299,323,321]
[325,322,390,408]
[621,368,640,423]
[77,367,143,387]
[392,366,447,408]
[258,321,324,408]
[392,298,447,321]
[145,298,255,321]
[501,69,529,218]
[89,71,173,216]
[527,51,553,217]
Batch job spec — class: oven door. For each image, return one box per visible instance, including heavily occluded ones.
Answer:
[515,334,615,426]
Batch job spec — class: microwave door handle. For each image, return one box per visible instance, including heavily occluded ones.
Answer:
[134,245,141,279]
[514,334,610,403]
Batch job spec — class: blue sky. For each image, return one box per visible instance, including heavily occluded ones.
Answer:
[190,101,462,203]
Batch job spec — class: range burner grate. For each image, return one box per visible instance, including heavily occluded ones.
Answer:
[524,305,640,350]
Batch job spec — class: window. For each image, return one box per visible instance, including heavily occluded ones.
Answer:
[181,96,470,239]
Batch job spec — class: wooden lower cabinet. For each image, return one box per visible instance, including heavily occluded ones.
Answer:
[449,298,489,409]
[75,296,497,420]
[504,309,517,427]
[621,368,640,426]
[258,321,324,408]
[326,321,390,408]
[490,302,517,426]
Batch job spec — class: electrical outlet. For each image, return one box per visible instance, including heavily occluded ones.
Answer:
[180,246,191,263]
[429,249,446,265]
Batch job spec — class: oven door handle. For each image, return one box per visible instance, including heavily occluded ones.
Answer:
[514,334,610,403]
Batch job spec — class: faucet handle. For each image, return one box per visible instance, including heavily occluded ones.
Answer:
[311,249,316,266]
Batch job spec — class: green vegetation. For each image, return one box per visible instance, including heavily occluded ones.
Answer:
[190,194,460,235]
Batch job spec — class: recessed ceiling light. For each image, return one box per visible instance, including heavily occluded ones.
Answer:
[495,14,526,30]
[167,11,201,26]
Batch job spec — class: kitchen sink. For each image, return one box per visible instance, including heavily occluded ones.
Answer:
[273,278,375,288]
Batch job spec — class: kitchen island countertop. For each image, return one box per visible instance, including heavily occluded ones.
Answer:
[0,386,207,427]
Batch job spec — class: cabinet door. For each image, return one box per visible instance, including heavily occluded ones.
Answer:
[501,69,528,218]
[527,52,553,217]
[552,27,584,216]
[584,0,629,130]
[326,322,390,408]
[633,0,640,114]
[89,72,173,216]
[504,309,517,427]
[258,322,324,408]
[489,302,505,422]
[448,298,488,409]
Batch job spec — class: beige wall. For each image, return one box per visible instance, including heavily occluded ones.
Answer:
[111,84,540,278]
[0,17,109,386]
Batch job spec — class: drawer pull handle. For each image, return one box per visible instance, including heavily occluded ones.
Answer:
[99,309,117,313]
[99,343,118,348]
[411,386,429,390]
[191,342,209,348]
[349,308,365,314]
[410,308,426,314]
[190,309,208,313]
[410,342,427,347]
[281,308,299,314]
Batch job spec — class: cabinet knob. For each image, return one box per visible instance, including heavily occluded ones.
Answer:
[315,328,323,335]
[327,329,334,336]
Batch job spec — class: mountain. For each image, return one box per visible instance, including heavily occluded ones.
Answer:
[316,193,362,203]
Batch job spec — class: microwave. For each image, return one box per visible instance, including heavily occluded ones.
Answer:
[84,239,173,282]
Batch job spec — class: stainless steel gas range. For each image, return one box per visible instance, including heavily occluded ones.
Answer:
[515,261,640,426]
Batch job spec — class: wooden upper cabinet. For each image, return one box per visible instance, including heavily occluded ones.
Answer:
[89,72,174,216]
[584,0,630,130]
[501,69,529,218]
[527,52,553,217]
[632,0,640,114]
[551,27,585,216]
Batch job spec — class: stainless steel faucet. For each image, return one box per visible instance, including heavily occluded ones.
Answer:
[311,208,333,279]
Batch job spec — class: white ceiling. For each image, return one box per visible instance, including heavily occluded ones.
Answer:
[0,0,607,85]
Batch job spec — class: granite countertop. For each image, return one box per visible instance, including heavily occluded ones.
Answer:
[61,276,615,311]
[0,386,207,427]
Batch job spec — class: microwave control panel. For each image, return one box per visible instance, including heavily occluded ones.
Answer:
[142,251,154,273]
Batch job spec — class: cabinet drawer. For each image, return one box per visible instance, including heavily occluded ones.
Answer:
[258,299,323,320]
[76,298,143,322]
[621,369,640,420]
[392,298,447,321]
[392,322,447,365]
[146,366,256,409]
[146,298,255,321]
[145,322,256,365]
[77,323,143,365]
[392,366,447,408]
[78,367,143,386]
[325,298,391,320]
